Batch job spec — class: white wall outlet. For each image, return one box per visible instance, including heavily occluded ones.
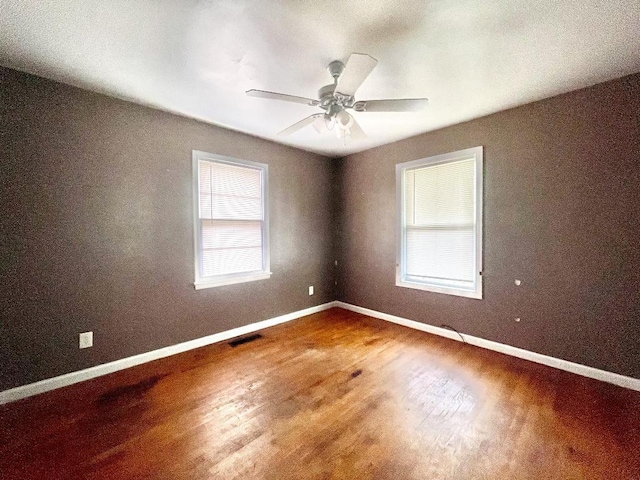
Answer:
[515,318,521,322]
[515,279,522,286]
[79,331,93,349]
[308,286,314,296]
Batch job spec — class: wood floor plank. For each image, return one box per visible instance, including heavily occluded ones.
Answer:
[1,307,639,479]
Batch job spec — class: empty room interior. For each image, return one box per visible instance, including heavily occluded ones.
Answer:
[1,1,639,479]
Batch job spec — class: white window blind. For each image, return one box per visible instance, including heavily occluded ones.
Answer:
[397,147,483,299]
[193,152,270,289]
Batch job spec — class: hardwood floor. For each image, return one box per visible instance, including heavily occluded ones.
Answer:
[1,307,639,479]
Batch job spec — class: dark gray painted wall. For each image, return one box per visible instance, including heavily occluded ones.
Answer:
[0,67,337,391]
[336,73,640,378]
[2,67,638,392]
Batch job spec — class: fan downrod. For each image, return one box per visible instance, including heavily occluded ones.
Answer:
[318,60,352,109]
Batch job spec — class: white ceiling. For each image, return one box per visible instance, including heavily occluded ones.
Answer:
[1,0,639,158]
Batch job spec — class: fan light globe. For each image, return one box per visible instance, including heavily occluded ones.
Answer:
[336,110,353,129]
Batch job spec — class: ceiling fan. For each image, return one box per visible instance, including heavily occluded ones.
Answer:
[246,53,428,142]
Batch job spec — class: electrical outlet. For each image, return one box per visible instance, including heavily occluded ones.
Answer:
[308,286,314,296]
[79,331,93,349]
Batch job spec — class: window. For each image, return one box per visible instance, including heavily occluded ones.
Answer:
[396,146,483,299]
[193,151,270,289]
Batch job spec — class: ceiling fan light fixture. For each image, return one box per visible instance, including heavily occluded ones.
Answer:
[336,109,354,129]
[312,115,325,134]
[325,114,335,131]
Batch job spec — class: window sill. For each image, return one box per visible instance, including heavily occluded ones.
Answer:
[194,272,272,290]
[396,278,482,299]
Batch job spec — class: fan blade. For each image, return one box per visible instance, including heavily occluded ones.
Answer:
[335,53,378,97]
[278,114,324,136]
[246,89,319,106]
[353,98,428,112]
[346,113,367,140]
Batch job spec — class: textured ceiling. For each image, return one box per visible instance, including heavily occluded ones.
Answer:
[1,0,639,157]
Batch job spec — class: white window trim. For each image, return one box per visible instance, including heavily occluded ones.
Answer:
[192,150,271,290]
[395,146,483,299]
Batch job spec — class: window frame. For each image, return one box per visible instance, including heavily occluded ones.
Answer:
[192,150,271,290]
[395,146,483,299]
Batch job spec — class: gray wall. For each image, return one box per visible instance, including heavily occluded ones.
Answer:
[0,67,337,391]
[336,73,640,378]
[2,66,638,392]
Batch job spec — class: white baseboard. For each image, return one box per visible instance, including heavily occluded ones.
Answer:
[335,301,640,392]
[4,300,636,405]
[0,302,337,405]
